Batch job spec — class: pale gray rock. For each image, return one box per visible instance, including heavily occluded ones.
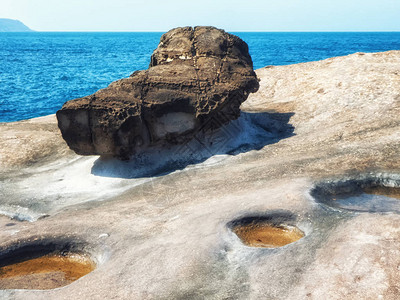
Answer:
[1,51,400,299]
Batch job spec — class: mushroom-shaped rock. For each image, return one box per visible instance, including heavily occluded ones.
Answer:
[56,26,259,159]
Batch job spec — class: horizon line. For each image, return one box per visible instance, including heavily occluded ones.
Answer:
[6,30,400,33]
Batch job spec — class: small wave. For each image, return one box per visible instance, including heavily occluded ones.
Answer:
[59,75,70,81]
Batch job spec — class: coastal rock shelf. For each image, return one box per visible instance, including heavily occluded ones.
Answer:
[1,51,400,299]
[56,26,259,159]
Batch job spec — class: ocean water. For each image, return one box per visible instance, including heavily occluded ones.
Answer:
[0,32,399,122]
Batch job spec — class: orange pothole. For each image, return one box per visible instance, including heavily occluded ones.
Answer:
[233,223,304,248]
[0,253,95,290]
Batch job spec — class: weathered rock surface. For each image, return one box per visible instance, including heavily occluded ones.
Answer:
[56,26,259,159]
[1,51,400,299]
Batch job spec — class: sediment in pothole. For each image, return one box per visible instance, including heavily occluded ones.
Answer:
[228,213,305,248]
[0,239,96,290]
[232,223,304,248]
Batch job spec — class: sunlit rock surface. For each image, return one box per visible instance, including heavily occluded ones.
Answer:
[56,26,259,159]
[1,51,400,299]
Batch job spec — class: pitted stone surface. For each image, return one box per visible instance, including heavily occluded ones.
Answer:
[56,26,259,159]
[2,51,400,299]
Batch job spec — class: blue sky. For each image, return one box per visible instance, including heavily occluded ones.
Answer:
[2,0,400,32]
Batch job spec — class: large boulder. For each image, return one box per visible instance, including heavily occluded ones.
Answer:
[56,26,259,159]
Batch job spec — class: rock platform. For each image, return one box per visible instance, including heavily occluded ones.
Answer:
[0,51,400,299]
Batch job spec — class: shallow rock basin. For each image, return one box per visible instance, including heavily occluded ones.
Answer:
[0,253,95,290]
[311,176,400,213]
[232,223,305,248]
[0,239,96,290]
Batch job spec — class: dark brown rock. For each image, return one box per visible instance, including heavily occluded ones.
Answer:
[56,26,259,159]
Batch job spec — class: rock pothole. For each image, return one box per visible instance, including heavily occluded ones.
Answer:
[0,238,96,290]
[311,174,400,213]
[228,213,305,248]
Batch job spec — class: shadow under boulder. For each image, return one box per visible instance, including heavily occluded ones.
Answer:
[91,111,294,179]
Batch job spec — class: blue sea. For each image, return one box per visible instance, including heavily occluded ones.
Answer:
[1,32,400,122]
